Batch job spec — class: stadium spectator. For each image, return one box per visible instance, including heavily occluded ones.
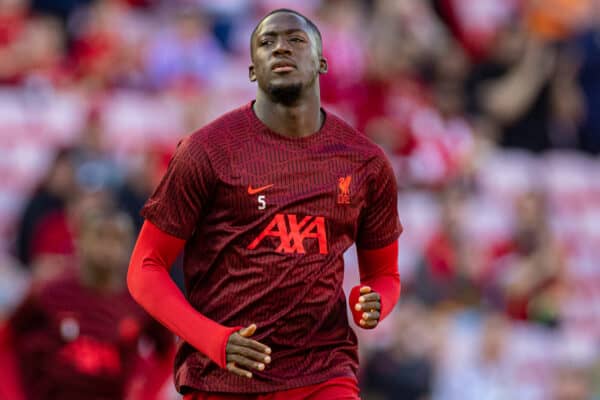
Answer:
[413,186,481,307]
[484,191,565,326]
[466,22,559,152]
[317,0,367,105]
[69,0,136,88]
[18,15,69,87]
[144,8,226,91]
[15,148,77,267]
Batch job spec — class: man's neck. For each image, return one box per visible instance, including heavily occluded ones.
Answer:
[253,91,323,138]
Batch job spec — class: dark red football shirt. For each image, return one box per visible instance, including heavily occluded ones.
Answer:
[141,101,402,393]
[10,272,173,400]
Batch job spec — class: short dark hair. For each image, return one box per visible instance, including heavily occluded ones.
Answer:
[250,8,323,57]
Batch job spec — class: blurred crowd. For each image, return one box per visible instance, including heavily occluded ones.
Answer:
[1,0,600,398]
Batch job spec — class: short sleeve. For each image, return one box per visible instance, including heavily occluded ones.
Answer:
[141,137,216,240]
[356,156,402,249]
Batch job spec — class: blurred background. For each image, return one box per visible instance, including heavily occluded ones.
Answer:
[0,0,599,398]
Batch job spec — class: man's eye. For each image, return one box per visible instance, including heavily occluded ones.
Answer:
[260,40,273,46]
[290,37,304,43]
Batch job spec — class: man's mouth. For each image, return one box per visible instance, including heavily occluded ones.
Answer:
[271,61,296,73]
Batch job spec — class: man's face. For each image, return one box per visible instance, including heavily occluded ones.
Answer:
[249,12,327,104]
[80,217,133,276]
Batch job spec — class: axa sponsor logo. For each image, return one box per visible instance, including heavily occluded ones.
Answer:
[248,213,328,254]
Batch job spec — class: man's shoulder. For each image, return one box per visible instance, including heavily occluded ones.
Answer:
[30,270,81,304]
[186,103,251,146]
[325,109,387,158]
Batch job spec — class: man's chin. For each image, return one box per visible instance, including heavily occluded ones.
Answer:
[267,82,303,106]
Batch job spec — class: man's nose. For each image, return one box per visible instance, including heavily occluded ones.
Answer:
[272,37,292,55]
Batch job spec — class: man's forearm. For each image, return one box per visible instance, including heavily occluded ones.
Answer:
[127,221,238,368]
[349,241,401,325]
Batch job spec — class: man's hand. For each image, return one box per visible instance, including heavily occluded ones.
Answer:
[354,286,381,328]
[225,324,271,379]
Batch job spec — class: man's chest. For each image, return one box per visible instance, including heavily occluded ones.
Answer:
[33,293,144,376]
[40,290,142,345]
[200,145,373,253]
[211,150,369,224]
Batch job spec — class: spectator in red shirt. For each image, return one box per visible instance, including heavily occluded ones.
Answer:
[414,186,481,307]
[484,191,565,326]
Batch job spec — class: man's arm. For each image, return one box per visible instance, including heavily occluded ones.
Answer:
[478,38,556,125]
[127,221,236,367]
[349,241,400,329]
[127,221,271,376]
[351,154,402,328]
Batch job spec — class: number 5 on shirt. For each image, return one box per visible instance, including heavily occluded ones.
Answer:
[258,195,266,210]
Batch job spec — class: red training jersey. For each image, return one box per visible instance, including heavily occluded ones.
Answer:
[141,101,402,393]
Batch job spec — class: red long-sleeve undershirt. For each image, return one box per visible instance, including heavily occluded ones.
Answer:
[349,241,401,327]
[127,221,400,368]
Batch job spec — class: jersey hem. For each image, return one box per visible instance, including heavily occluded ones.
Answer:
[177,366,356,394]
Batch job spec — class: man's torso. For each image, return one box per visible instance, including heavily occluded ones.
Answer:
[142,102,400,393]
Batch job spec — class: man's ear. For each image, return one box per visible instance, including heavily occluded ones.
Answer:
[319,57,328,74]
[249,64,256,82]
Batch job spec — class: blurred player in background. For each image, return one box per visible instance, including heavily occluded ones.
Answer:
[2,209,174,400]
[128,8,402,400]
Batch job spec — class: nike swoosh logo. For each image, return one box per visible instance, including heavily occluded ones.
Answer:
[247,184,274,195]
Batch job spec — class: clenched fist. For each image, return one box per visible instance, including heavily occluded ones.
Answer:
[354,286,381,329]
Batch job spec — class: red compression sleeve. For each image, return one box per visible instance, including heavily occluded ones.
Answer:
[349,241,401,327]
[127,221,239,368]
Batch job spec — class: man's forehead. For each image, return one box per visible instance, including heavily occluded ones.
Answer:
[256,12,310,36]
